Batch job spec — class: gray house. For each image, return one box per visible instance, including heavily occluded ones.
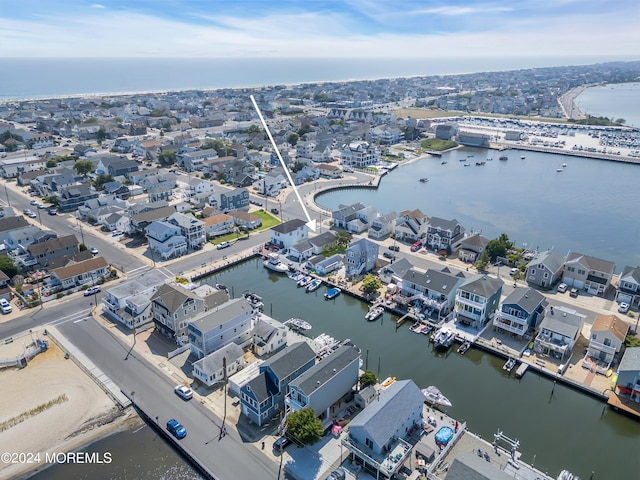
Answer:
[493,287,547,338]
[400,267,466,319]
[525,248,566,288]
[345,238,379,278]
[286,345,360,422]
[151,283,206,340]
[426,217,465,252]
[455,274,504,329]
[616,265,640,308]
[192,343,245,388]
[332,202,365,230]
[615,347,640,402]
[534,306,585,361]
[563,252,616,296]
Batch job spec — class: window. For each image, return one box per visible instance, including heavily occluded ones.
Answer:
[543,273,549,279]
[366,438,373,449]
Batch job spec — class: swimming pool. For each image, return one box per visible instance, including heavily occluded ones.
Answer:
[435,426,454,446]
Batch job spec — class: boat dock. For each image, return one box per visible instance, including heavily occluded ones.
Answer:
[515,363,528,378]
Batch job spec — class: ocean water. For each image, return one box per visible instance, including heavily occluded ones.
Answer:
[0,56,633,100]
[574,82,640,127]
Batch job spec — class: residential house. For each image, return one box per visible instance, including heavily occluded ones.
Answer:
[340,141,379,168]
[615,347,640,402]
[616,265,640,308]
[317,164,342,178]
[493,287,547,338]
[0,270,11,302]
[180,148,218,172]
[0,216,30,244]
[525,248,566,288]
[57,183,99,212]
[295,140,316,159]
[332,203,365,230]
[370,125,402,145]
[393,209,428,243]
[187,299,254,359]
[95,155,139,177]
[203,213,235,238]
[308,231,337,255]
[458,234,490,263]
[400,267,466,319]
[102,270,167,330]
[312,254,343,276]
[426,217,465,252]
[344,238,379,278]
[4,226,56,252]
[346,380,424,478]
[455,274,504,329]
[102,212,130,233]
[253,175,283,197]
[368,211,398,240]
[585,314,628,372]
[311,142,332,163]
[145,221,188,260]
[217,188,250,212]
[26,234,79,269]
[240,342,316,427]
[151,283,206,341]
[77,196,128,222]
[229,210,262,231]
[534,306,585,361]
[445,452,515,480]
[183,178,215,200]
[345,206,378,234]
[168,212,205,249]
[102,181,131,200]
[288,239,314,262]
[192,343,246,388]
[131,205,176,235]
[270,218,308,251]
[49,256,109,291]
[252,316,287,357]
[379,257,413,286]
[286,344,360,421]
[563,252,615,296]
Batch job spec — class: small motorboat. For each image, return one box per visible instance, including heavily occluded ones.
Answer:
[297,275,312,287]
[441,160,447,165]
[419,177,429,183]
[365,305,384,321]
[285,318,312,331]
[457,341,471,354]
[503,357,517,372]
[381,376,396,388]
[499,156,508,161]
[422,386,452,407]
[324,287,341,300]
[306,278,323,292]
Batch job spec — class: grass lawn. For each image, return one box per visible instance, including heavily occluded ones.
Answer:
[209,210,280,245]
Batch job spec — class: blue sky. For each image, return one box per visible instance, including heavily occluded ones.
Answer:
[1,0,638,58]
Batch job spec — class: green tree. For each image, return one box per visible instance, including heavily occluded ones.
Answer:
[46,159,58,168]
[287,132,299,146]
[244,124,261,134]
[0,256,18,279]
[335,231,352,248]
[73,160,94,176]
[158,150,176,166]
[79,243,88,252]
[201,139,230,157]
[475,250,489,272]
[361,274,382,294]
[286,408,323,446]
[93,173,114,190]
[162,120,172,132]
[485,233,514,262]
[96,127,107,143]
[297,124,312,136]
[360,371,377,388]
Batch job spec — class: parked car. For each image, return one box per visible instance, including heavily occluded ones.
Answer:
[23,208,33,215]
[325,468,346,480]
[569,287,579,298]
[0,298,12,314]
[557,283,568,293]
[37,203,45,209]
[166,419,187,439]
[410,240,422,252]
[174,385,193,400]
[273,436,290,452]
[90,246,99,255]
[30,199,38,206]
[111,230,124,237]
[388,244,400,252]
[509,267,518,275]
[270,208,279,214]
[84,286,101,296]
[47,208,57,215]
[618,302,630,314]
[28,211,37,218]
[217,241,231,250]
[383,251,395,260]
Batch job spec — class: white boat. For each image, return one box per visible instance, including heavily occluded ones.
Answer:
[263,253,289,273]
[324,287,341,299]
[457,341,471,354]
[242,292,264,309]
[285,318,312,331]
[556,167,563,172]
[297,275,313,287]
[365,305,384,321]
[289,271,303,281]
[306,278,323,292]
[503,357,516,372]
[421,386,452,407]
[433,327,455,349]
[562,162,567,167]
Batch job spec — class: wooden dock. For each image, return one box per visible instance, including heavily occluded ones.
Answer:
[515,362,528,378]
[607,392,640,419]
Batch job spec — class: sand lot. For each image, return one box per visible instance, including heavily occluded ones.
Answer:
[0,334,132,480]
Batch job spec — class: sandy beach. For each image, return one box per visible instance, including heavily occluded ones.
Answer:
[0,332,137,480]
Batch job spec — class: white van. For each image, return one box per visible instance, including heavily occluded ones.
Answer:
[0,298,12,314]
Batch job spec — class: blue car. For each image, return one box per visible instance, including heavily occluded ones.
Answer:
[166,419,187,439]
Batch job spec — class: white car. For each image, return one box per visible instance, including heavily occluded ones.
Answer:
[174,385,193,400]
[90,247,99,255]
[217,241,231,250]
[618,303,630,314]
[84,286,101,296]
[509,267,518,275]
[557,283,568,293]
[0,298,12,314]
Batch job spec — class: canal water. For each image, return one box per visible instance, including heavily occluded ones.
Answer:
[316,149,640,270]
[33,260,640,480]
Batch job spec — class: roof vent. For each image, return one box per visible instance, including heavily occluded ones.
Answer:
[333,368,336,373]
[317,380,320,385]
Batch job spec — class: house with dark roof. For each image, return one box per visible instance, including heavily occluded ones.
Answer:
[131,204,176,234]
[458,233,490,263]
[252,316,287,357]
[345,379,424,478]
[240,342,316,427]
[368,211,398,240]
[615,347,640,402]
[446,451,515,480]
[345,238,379,278]
[400,267,467,319]
[331,202,365,230]
[585,314,628,372]
[215,187,250,212]
[562,252,615,296]
[289,238,313,262]
[310,254,343,276]
[308,231,337,255]
[270,218,308,251]
[455,274,504,329]
[534,306,585,361]
[0,216,30,244]
[57,183,99,212]
[192,343,246,388]
[379,257,413,285]
[26,234,79,268]
[616,265,640,308]
[426,217,465,252]
[146,221,188,260]
[525,248,566,288]
[49,256,108,290]
[285,344,360,420]
[493,287,547,338]
[151,283,206,340]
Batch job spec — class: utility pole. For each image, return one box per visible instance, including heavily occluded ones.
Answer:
[221,357,227,436]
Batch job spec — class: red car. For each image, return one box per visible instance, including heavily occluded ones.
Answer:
[410,240,423,252]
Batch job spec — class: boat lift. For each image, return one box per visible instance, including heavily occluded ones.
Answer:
[493,429,520,461]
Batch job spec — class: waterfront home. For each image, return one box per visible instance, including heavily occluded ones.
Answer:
[340,141,380,168]
[455,274,503,330]
[151,283,226,342]
[345,379,424,479]
[525,248,566,289]
[308,231,337,255]
[317,163,342,178]
[167,212,206,250]
[146,221,188,260]
[215,187,250,212]
[457,233,489,263]
[353,385,377,410]
[331,202,365,230]
[533,306,585,361]
[312,254,343,276]
[289,239,314,262]
[252,316,287,357]
[270,218,308,251]
[192,343,246,388]
[426,217,465,253]
[25,234,79,269]
[615,265,640,308]
[240,342,316,427]
[285,344,360,419]
[0,216,30,244]
[345,238,379,278]
[203,213,235,238]
[562,252,615,296]
[182,178,216,200]
[585,314,628,373]
[434,122,459,140]
[379,257,413,285]
[400,267,466,319]
[229,210,262,231]
[102,270,167,330]
[368,211,398,240]
[493,287,547,338]
[187,298,253,359]
[4,226,56,252]
[49,256,108,291]
[615,347,640,402]
[370,125,402,145]
[446,452,514,480]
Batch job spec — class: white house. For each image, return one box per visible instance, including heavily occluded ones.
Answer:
[270,218,308,251]
[192,343,246,388]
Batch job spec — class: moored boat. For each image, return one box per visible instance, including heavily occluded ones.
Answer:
[306,278,323,292]
[242,292,264,309]
[433,327,455,349]
[419,177,429,183]
[297,275,313,287]
[381,376,396,388]
[324,287,341,300]
[499,155,508,161]
[457,341,471,354]
[421,385,452,407]
[503,357,516,372]
[284,318,312,331]
[365,305,384,321]
[289,271,303,282]
[263,253,289,273]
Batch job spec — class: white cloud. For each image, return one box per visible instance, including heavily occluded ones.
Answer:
[90,3,106,8]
